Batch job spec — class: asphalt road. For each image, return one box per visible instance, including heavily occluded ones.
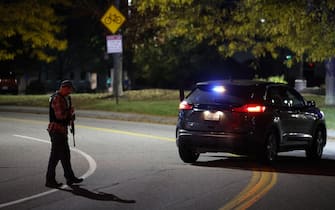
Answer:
[1,111,335,210]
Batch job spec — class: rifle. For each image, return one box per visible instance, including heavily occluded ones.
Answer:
[70,120,76,147]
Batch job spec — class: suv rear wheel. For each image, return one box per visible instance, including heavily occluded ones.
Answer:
[178,145,199,163]
[263,130,278,164]
[306,128,325,160]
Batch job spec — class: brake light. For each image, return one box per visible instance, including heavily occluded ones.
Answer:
[233,104,266,113]
[179,101,193,110]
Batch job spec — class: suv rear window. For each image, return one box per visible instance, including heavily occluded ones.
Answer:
[187,84,263,107]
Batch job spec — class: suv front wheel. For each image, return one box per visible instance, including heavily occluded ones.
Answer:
[306,127,325,160]
[263,130,278,164]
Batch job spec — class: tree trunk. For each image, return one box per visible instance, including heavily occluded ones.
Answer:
[112,53,123,103]
[294,55,307,92]
[325,58,335,105]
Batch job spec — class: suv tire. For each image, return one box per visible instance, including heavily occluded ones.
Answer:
[178,145,199,163]
[306,128,325,160]
[263,130,278,164]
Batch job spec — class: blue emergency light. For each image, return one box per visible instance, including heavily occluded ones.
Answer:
[212,86,226,93]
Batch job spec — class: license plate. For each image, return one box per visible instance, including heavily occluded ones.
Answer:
[203,111,223,121]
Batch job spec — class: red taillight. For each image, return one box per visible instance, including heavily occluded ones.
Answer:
[179,101,193,110]
[233,104,266,113]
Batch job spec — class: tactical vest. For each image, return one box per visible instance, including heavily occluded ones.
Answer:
[49,92,72,125]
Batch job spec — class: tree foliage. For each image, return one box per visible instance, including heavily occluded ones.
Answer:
[0,0,69,62]
[134,0,335,65]
[48,0,111,78]
[128,1,236,87]
[227,0,335,63]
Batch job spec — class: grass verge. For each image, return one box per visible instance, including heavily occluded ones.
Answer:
[0,89,180,117]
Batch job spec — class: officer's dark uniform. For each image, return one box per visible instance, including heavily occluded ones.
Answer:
[45,81,83,188]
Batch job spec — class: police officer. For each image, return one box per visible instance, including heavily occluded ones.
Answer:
[45,80,83,188]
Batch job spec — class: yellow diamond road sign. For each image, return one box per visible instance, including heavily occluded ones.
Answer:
[101,5,126,34]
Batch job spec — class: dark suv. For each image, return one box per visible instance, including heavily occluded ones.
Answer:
[176,80,327,163]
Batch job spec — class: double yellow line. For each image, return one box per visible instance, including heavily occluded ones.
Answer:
[0,116,277,209]
[221,169,277,210]
[77,124,175,142]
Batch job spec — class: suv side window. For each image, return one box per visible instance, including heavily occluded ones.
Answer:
[267,86,306,108]
[285,88,305,108]
[266,86,286,107]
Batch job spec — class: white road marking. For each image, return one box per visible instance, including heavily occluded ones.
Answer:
[0,135,97,209]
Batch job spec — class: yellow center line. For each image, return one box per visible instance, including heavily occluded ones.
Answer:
[77,124,175,142]
[0,117,46,125]
[220,169,277,210]
[220,171,260,210]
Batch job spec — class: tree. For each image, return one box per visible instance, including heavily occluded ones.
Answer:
[221,0,335,104]
[47,0,112,87]
[129,1,236,88]
[134,0,335,104]
[0,0,69,63]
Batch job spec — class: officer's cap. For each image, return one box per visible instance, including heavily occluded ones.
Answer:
[60,80,74,90]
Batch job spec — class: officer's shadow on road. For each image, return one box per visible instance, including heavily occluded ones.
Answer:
[59,185,136,204]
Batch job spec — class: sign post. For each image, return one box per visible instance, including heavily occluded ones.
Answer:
[100,4,126,104]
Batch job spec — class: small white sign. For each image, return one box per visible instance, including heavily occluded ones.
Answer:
[106,35,122,53]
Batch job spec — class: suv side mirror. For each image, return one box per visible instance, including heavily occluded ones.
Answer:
[306,100,316,107]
